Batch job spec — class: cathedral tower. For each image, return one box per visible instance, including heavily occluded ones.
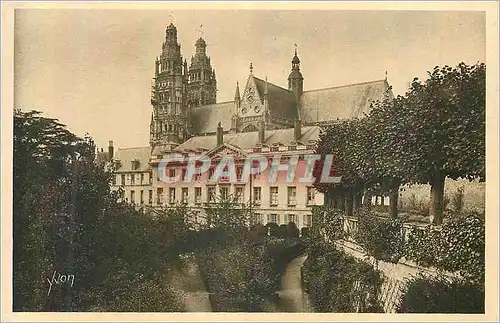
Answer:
[288,48,304,102]
[187,38,217,107]
[150,23,189,147]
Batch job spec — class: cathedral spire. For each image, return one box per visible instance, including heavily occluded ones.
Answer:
[234,81,241,102]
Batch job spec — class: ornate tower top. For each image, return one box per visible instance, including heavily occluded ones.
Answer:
[187,32,217,107]
[288,45,304,101]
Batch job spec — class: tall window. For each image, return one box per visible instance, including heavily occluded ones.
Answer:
[268,214,279,224]
[307,187,316,205]
[140,190,144,205]
[121,174,126,186]
[287,187,297,206]
[157,188,163,205]
[130,190,135,204]
[235,186,244,203]
[148,190,153,205]
[270,187,278,206]
[253,187,261,205]
[182,188,188,204]
[208,167,215,181]
[305,214,313,227]
[169,169,176,179]
[195,187,202,204]
[236,166,243,181]
[254,213,263,224]
[220,186,229,200]
[288,214,296,224]
[140,173,144,185]
[207,186,216,202]
[169,188,176,204]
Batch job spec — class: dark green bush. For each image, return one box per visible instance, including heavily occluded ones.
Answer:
[396,275,484,313]
[300,227,310,238]
[303,245,384,313]
[405,213,484,285]
[279,224,288,238]
[266,222,280,237]
[286,221,299,238]
[355,210,404,263]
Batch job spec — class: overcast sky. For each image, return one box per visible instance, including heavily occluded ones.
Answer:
[14,9,485,150]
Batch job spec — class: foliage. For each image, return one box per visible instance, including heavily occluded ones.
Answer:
[311,206,344,242]
[197,238,280,311]
[451,186,465,214]
[313,62,485,223]
[303,245,384,312]
[354,210,404,263]
[300,227,310,238]
[406,193,430,215]
[404,213,484,285]
[286,221,300,238]
[203,195,252,236]
[13,110,183,311]
[266,222,280,237]
[396,275,484,313]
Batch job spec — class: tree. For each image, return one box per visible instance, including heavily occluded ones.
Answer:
[401,63,485,224]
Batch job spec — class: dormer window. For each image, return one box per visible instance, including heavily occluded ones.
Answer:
[131,160,140,170]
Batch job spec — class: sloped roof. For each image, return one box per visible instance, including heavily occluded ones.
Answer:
[253,77,298,120]
[114,147,151,172]
[300,79,390,124]
[174,126,320,152]
[191,101,234,134]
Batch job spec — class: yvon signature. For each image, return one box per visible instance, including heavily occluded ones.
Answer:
[47,271,75,295]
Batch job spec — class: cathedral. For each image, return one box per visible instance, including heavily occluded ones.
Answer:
[108,23,393,229]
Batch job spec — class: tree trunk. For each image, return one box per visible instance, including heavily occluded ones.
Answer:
[374,196,379,206]
[353,185,363,211]
[430,173,446,225]
[389,179,401,218]
[345,187,354,217]
[339,187,346,213]
[363,189,373,210]
[380,195,385,206]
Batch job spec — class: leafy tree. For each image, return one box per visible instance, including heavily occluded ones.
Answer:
[398,63,485,223]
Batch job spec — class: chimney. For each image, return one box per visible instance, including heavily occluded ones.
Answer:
[294,119,302,141]
[259,121,265,143]
[217,122,223,146]
[108,140,114,159]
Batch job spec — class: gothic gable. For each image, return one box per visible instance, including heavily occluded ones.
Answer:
[238,75,265,118]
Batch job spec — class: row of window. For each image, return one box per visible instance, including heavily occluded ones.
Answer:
[179,211,313,229]
[113,173,152,186]
[254,213,313,227]
[161,167,309,183]
[142,186,316,206]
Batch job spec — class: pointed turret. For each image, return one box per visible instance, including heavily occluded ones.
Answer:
[288,46,304,101]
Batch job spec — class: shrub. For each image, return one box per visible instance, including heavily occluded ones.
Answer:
[286,221,299,238]
[451,186,465,214]
[198,240,278,312]
[396,275,484,313]
[355,210,404,263]
[278,224,288,238]
[406,193,429,215]
[312,206,344,241]
[266,222,280,237]
[300,227,310,238]
[303,246,384,312]
[404,213,484,285]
